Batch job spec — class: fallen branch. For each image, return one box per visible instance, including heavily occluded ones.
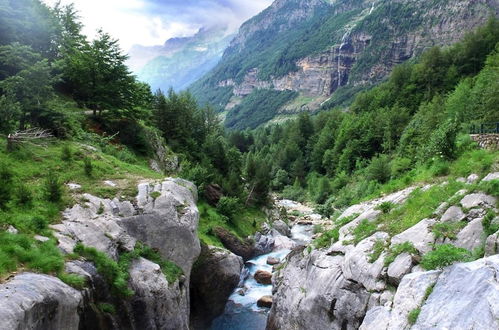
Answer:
[7,128,53,151]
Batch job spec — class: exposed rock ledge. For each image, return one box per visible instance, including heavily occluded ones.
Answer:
[0,178,202,330]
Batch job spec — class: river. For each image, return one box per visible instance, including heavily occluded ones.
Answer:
[210,222,314,330]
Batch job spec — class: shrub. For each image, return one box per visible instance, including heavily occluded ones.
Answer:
[0,164,14,208]
[216,196,241,222]
[61,145,73,162]
[431,222,466,240]
[30,216,48,231]
[482,210,499,236]
[366,155,391,184]
[420,244,472,270]
[59,272,86,289]
[83,157,93,177]
[408,308,421,325]
[45,173,62,202]
[376,201,395,214]
[150,191,161,200]
[97,303,116,315]
[16,184,33,206]
[429,159,450,177]
[391,157,412,178]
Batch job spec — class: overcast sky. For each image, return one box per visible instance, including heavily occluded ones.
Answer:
[43,0,273,50]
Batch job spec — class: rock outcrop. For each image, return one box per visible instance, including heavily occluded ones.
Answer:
[268,177,499,330]
[0,178,201,330]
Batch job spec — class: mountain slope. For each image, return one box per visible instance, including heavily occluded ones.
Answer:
[190,0,499,129]
[128,27,234,92]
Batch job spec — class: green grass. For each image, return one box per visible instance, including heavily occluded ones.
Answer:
[197,201,266,246]
[97,302,116,314]
[314,228,340,249]
[368,239,387,263]
[378,180,467,236]
[420,244,473,270]
[59,272,87,289]
[431,222,467,240]
[352,220,377,244]
[408,308,421,325]
[384,242,418,267]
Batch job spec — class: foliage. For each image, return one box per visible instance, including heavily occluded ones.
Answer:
[408,308,421,325]
[420,244,472,270]
[431,222,467,240]
[216,196,242,223]
[352,220,377,244]
[44,173,62,203]
[314,228,339,249]
[97,303,116,315]
[368,239,387,263]
[376,202,395,214]
[482,210,499,236]
[384,242,418,267]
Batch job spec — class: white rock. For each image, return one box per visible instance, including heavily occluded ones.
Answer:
[466,173,479,184]
[103,180,117,187]
[391,218,436,254]
[453,217,484,251]
[66,183,81,190]
[460,193,496,209]
[482,172,499,182]
[485,232,499,256]
[387,253,413,285]
[433,202,449,216]
[360,306,391,330]
[440,205,465,222]
[34,235,50,242]
[7,225,18,234]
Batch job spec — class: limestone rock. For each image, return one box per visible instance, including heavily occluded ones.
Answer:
[440,206,465,222]
[485,232,499,256]
[7,225,18,234]
[253,232,274,256]
[453,217,484,251]
[190,245,243,324]
[257,295,273,308]
[387,253,413,285]
[466,173,479,184]
[360,306,391,330]
[413,256,499,329]
[254,270,272,285]
[212,227,254,261]
[0,273,82,330]
[433,202,449,217]
[272,220,291,237]
[460,193,496,209]
[273,234,298,250]
[482,172,499,182]
[391,218,436,254]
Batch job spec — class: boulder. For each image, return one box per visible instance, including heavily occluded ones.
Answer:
[485,232,499,256]
[440,206,465,222]
[7,225,18,234]
[190,245,243,324]
[482,172,499,182]
[128,257,190,330]
[391,218,436,254]
[253,232,274,256]
[213,227,254,261]
[267,257,280,265]
[257,295,273,308]
[273,234,298,250]
[460,193,496,209]
[466,173,479,184]
[204,183,223,206]
[453,217,485,251]
[360,306,391,330]
[0,273,82,330]
[272,220,291,237]
[433,202,449,217]
[387,253,413,285]
[254,270,272,285]
[413,256,499,329]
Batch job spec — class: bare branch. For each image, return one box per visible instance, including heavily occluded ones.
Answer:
[6,128,53,151]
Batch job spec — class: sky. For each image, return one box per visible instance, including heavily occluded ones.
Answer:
[43,0,273,51]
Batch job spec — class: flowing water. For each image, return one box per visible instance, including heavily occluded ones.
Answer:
[210,224,314,330]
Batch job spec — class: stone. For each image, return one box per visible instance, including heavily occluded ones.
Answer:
[253,232,275,256]
[386,270,441,330]
[128,257,189,330]
[267,257,280,265]
[360,306,391,330]
[342,232,389,291]
[466,207,486,220]
[413,256,499,329]
[103,180,117,187]
[254,270,272,285]
[0,273,82,330]
[485,232,499,256]
[34,235,50,242]
[466,173,479,184]
[453,217,485,251]
[456,177,466,183]
[273,234,298,250]
[66,183,81,190]
[482,172,499,182]
[272,220,291,237]
[7,225,18,234]
[391,218,436,254]
[212,227,254,261]
[440,206,465,222]
[204,183,223,206]
[460,193,496,209]
[387,253,413,285]
[190,245,243,324]
[257,295,273,308]
[433,202,449,216]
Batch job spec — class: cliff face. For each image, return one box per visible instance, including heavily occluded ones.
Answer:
[191,0,499,128]
[267,173,499,330]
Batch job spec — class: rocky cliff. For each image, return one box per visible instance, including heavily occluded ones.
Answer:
[0,178,241,330]
[267,173,499,329]
[191,0,499,128]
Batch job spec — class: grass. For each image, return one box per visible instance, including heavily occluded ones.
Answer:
[420,244,473,270]
[384,242,418,267]
[97,302,116,314]
[378,180,466,236]
[368,239,387,263]
[408,308,421,325]
[431,221,467,240]
[197,201,266,246]
[314,228,340,249]
[482,209,499,236]
[352,220,377,244]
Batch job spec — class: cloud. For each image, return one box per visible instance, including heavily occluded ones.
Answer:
[43,0,273,50]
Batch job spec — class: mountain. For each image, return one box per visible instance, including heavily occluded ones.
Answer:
[190,0,499,129]
[127,27,234,92]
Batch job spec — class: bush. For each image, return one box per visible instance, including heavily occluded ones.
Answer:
[216,196,241,222]
[0,164,14,208]
[314,228,339,248]
[482,210,499,236]
[429,159,450,177]
[384,242,418,267]
[97,303,116,315]
[376,201,395,214]
[352,220,377,244]
[61,145,73,162]
[59,272,86,289]
[16,184,33,206]
[420,244,472,270]
[366,155,391,184]
[431,222,466,240]
[45,173,62,202]
[83,157,93,177]
[391,157,412,178]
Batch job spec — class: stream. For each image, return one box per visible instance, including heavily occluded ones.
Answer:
[210,222,315,330]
